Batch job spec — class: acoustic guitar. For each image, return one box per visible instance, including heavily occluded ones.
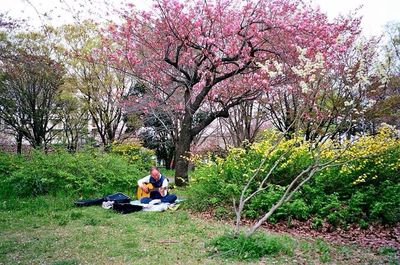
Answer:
[136,183,167,199]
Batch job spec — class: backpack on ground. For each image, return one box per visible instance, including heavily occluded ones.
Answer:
[113,202,143,214]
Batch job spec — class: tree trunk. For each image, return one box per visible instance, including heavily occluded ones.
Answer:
[16,131,23,154]
[34,137,41,149]
[174,120,192,186]
[165,153,174,170]
[174,140,191,186]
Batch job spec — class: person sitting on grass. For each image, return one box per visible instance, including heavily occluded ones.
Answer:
[137,166,177,204]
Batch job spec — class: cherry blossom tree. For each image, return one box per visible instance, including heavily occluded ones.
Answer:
[106,0,361,185]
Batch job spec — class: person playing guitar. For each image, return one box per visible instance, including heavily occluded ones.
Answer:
[137,166,177,204]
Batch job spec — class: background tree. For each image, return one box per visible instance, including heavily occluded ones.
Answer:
[107,0,360,185]
[138,109,175,169]
[364,23,400,131]
[56,83,90,152]
[54,22,134,147]
[261,39,379,141]
[219,100,268,147]
[0,31,64,152]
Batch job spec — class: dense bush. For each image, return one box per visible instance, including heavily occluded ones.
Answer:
[208,232,293,260]
[0,147,151,198]
[187,127,400,225]
[111,141,155,167]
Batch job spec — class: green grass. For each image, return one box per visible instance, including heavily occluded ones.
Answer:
[0,195,396,265]
[208,232,295,260]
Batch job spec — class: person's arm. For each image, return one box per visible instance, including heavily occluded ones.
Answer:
[159,178,169,197]
[138,176,151,191]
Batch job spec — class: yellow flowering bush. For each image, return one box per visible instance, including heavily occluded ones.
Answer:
[340,126,399,185]
[310,126,400,224]
[111,140,155,170]
[187,126,400,224]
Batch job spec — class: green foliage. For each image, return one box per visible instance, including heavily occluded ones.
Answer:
[160,169,175,179]
[208,232,293,261]
[187,128,400,225]
[311,217,323,230]
[111,141,154,170]
[214,206,231,220]
[0,149,148,198]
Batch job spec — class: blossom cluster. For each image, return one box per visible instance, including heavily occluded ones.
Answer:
[103,0,363,116]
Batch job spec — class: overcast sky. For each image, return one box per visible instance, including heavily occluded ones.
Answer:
[0,0,399,37]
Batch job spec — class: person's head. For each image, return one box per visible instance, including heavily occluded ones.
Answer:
[150,166,161,179]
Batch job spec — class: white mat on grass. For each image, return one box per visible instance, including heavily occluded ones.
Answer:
[130,200,170,212]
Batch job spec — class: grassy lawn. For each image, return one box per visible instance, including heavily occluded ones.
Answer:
[0,195,397,265]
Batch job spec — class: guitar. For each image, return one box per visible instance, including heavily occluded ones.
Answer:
[136,183,168,199]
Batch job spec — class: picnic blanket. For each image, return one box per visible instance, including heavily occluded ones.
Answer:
[129,200,182,212]
[75,193,183,214]
[107,199,183,214]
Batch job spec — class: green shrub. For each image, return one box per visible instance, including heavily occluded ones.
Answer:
[287,199,311,220]
[245,184,285,220]
[187,127,400,225]
[311,217,323,230]
[111,141,154,170]
[369,181,400,223]
[214,206,231,220]
[358,219,369,229]
[0,152,23,177]
[0,149,148,198]
[208,232,293,260]
[185,163,225,212]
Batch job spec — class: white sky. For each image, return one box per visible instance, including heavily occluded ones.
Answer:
[0,0,399,37]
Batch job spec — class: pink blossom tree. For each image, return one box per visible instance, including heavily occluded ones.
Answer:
[106,0,361,185]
